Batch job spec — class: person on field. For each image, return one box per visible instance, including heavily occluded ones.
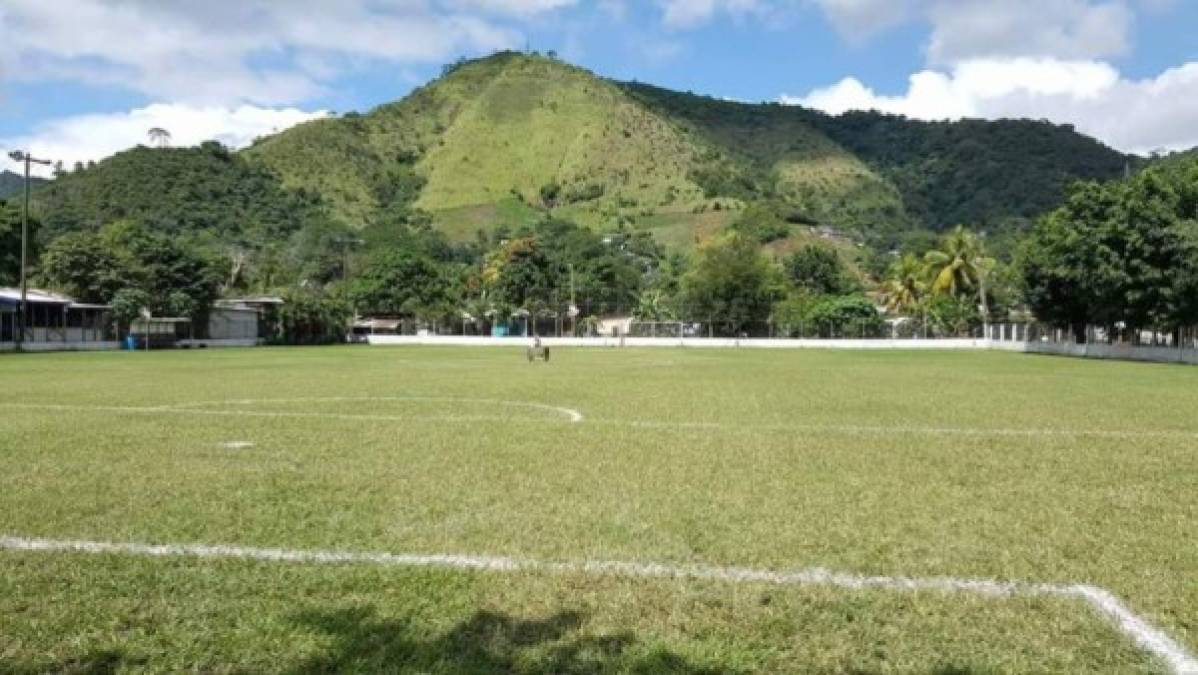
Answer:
[527,336,550,363]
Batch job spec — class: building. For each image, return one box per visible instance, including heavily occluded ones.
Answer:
[215,296,285,341]
[0,288,115,351]
[1,288,279,351]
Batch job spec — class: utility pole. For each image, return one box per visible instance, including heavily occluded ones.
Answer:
[8,151,53,350]
[568,263,577,337]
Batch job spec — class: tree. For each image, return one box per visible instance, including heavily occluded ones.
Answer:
[278,288,351,345]
[147,127,172,148]
[806,295,884,338]
[880,253,925,315]
[0,200,25,286]
[94,220,221,321]
[111,288,151,336]
[681,233,783,335]
[36,231,126,302]
[785,244,857,295]
[634,289,675,321]
[732,203,789,243]
[1019,161,1198,342]
[923,226,995,328]
[350,250,456,318]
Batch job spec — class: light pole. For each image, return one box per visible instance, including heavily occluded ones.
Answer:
[7,151,53,350]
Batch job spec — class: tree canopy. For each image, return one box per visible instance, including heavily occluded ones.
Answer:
[1020,159,1198,340]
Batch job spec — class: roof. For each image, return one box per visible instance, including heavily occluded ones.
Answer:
[354,318,402,330]
[217,296,285,306]
[133,317,191,324]
[0,288,73,305]
[0,288,110,310]
[211,306,259,316]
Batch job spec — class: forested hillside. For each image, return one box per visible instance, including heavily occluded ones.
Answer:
[30,52,1134,254]
[797,111,1132,229]
[35,142,323,244]
[0,170,47,200]
[623,84,1131,234]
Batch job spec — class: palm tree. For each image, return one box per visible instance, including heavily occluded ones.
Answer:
[147,127,172,148]
[881,254,925,315]
[923,226,996,334]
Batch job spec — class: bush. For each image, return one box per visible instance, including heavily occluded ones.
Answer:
[773,294,883,338]
[539,181,562,207]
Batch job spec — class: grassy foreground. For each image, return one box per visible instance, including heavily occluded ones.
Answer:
[1,346,1196,672]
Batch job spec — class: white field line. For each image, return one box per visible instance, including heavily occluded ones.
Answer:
[167,396,586,424]
[3,401,1194,441]
[593,418,1198,441]
[0,399,584,425]
[1,535,1194,674]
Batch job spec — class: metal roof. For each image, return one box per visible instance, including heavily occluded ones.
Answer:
[0,288,111,310]
[0,288,73,305]
[217,296,285,306]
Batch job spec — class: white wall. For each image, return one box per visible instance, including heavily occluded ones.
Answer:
[366,334,1198,365]
[366,335,988,350]
[990,339,1198,365]
[0,341,120,352]
[178,338,259,349]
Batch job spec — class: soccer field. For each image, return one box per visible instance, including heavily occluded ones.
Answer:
[2,346,1196,673]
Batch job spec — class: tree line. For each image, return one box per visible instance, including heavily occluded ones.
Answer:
[3,149,1195,344]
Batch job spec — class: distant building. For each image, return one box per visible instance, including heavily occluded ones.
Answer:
[215,296,285,340]
[1,288,281,351]
[0,288,114,351]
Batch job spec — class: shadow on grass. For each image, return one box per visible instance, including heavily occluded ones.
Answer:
[846,667,994,675]
[5,649,141,674]
[289,606,738,674]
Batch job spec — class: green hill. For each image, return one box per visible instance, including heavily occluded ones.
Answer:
[33,142,322,246]
[246,53,910,245]
[245,52,1130,247]
[33,52,1134,253]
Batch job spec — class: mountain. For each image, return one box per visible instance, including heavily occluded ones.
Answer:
[35,52,1133,252]
[244,52,910,245]
[0,170,47,200]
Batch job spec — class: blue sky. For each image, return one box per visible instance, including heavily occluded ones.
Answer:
[2,0,1197,175]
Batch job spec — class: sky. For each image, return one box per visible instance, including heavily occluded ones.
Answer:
[2,0,1197,177]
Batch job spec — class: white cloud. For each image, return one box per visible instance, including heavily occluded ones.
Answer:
[0,0,524,106]
[1,103,328,177]
[813,0,1134,64]
[444,0,579,16]
[782,58,1198,155]
[657,0,771,29]
[924,0,1132,64]
[812,0,912,40]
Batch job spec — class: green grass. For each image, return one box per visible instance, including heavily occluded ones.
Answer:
[431,196,546,242]
[2,347,1196,672]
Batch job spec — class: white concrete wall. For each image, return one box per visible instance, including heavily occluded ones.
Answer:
[0,341,120,352]
[989,339,1198,365]
[367,335,988,350]
[366,334,1198,365]
[178,338,260,349]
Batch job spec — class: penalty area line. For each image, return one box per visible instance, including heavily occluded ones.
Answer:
[0,535,1194,674]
